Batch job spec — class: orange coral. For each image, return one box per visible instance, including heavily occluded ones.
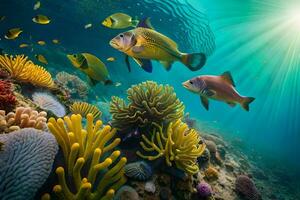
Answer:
[0,54,55,88]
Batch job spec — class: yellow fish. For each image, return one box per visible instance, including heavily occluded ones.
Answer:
[109,18,206,73]
[5,28,23,40]
[67,53,112,86]
[102,13,139,29]
[52,39,60,44]
[19,43,29,48]
[35,54,48,64]
[37,40,46,45]
[33,1,41,10]
[106,57,116,62]
[32,15,51,24]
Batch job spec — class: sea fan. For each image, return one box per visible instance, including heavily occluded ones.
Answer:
[69,101,102,119]
[0,128,58,200]
[32,92,66,117]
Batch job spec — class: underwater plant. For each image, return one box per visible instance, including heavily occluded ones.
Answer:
[0,54,55,88]
[136,120,206,175]
[110,81,184,134]
[0,80,16,112]
[32,92,66,117]
[0,128,58,200]
[70,101,102,119]
[55,71,89,100]
[45,113,127,200]
[0,107,47,133]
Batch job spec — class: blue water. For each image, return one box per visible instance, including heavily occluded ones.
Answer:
[1,0,300,187]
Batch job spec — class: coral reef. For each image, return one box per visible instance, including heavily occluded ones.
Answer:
[114,185,139,200]
[32,92,66,117]
[0,80,16,112]
[0,107,47,133]
[196,181,213,198]
[0,54,54,88]
[124,161,153,181]
[204,166,219,181]
[110,81,184,133]
[45,113,127,200]
[137,120,206,175]
[55,71,89,100]
[70,101,102,119]
[0,128,58,200]
[235,175,261,200]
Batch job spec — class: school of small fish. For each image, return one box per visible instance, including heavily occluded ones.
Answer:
[2,9,255,111]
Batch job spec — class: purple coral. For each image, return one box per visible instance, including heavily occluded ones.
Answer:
[196,181,212,198]
[235,175,261,200]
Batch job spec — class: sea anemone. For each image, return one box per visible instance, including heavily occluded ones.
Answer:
[0,80,16,112]
[235,175,261,200]
[0,54,54,88]
[124,161,153,181]
[136,120,206,175]
[110,81,184,134]
[196,181,213,198]
[0,128,58,199]
[70,101,102,119]
[32,92,66,117]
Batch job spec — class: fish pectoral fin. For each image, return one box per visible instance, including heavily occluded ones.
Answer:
[203,89,216,97]
[221,71,235,87]
[160,61,173,71]
[227,102,236,107]
[132,57,152,73]
[132,45,144,53]
[125,55,131,72]
[200,96,209,111]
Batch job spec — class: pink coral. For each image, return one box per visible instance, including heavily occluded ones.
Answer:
[0,80,16,111]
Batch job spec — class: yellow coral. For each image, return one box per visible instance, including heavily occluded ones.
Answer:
[0,54,54,88]
[137,120,206,175]
[47,114,127,200]
[110,81,185,133]
[70,102,102,119]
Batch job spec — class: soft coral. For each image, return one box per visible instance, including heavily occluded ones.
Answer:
[0,80,16,112]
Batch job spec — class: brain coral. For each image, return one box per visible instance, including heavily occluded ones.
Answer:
[0,107,47,133]
[0,80,16,112]
[32,92,66,117]
[235,175,261,200]
[0,128,58,200]
[0,54,54,88]
[124,161,153,181]
[110,81,184,134]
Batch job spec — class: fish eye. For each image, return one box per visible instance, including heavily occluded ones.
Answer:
[73,55,77,58]
[189,81,193,84]
[120,34,124,38]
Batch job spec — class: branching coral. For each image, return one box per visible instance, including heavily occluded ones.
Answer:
[45,114,127,200]
[55,71,89,100]
[110,81,184,133]
[136,120,206,175]
[0,54,54,88]
[70,102,102,119]
[0,80,16,112]
[0,107,47,133]
[0,128,58,200]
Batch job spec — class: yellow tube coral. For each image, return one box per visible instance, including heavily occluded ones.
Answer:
[0,54,54,88]
[70,102,102,119]
[47,113,127,200]
[137,120,206,175]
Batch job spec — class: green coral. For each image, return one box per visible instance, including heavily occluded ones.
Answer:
[44,113,127,200]
[136,120,206,175]
[110,81,185,133]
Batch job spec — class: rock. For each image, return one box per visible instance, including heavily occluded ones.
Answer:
[235,175,261,200]
[114,185,139,200]
[204,166,219,181]
[157,173,171,187]
[217,145,226,159]
[159,187,172,200]
[198,148,211,169]
[145,181,156,194]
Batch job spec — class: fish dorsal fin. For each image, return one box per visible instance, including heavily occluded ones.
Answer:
[221,71,235,87]
[137,17,154,29]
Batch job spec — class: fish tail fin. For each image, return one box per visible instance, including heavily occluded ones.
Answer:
[181,53,206,71]
[104,79,113,85]
[241,97,255,111]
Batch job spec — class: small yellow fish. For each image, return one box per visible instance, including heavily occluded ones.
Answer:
[32,15,50,24]
[84,23,92,29]
[19,43,29,48]
[35,54,48,64]
[37,40,46,45]
[33,1,41,10]
[5,28,23,40]
[106,57,116,62]
[67,53,112,86]
[0,16,5,22]
[52,39,60,44]
[102,13,139,29]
